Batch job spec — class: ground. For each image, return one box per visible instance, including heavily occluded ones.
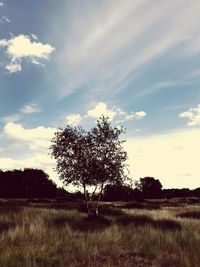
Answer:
[0,198,200,267]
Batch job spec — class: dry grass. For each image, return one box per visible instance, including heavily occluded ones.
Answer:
[0,200,199,266]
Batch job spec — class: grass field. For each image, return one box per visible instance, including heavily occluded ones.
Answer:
[0,198,200,267]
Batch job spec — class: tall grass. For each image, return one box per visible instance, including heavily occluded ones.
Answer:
[0,200,200,266]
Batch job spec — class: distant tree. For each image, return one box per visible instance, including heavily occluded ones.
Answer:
[103,183,133,201]
[163,188,191,199]
[193,188,200,198]
[22,168,57,198]
[135,177,162,198]
[50,116,129,216]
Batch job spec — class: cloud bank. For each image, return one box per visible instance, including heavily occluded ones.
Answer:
[125,128,200,189]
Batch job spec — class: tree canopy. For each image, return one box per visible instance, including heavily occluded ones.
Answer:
[135,177,163,198]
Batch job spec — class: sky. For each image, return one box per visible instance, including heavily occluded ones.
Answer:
[0,0,200,190]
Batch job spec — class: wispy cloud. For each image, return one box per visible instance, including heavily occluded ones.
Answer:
[0,2,10,24]
[20,103,42,114]
[1,114,21,123]
[0,16,10,24]
[1,104,42,123]
[56,0,200,99]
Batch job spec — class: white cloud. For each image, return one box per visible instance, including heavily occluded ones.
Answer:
[125,128,200,189]
[66,113,81,126]
[0,39,8,46]
[135,111,146,119]
[21,103,41,114]
[179,104,200,126]
[124,111,146,121]
[0,157,18,169]
[0,34,55,73]
[5,62,21,73]
[87,102,117,121]
[6,34,54,59]
[86,102,146,123]
[0,2,3,7]
[4,123,56,150]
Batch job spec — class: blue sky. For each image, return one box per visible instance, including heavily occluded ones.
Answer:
[0,0,200,189]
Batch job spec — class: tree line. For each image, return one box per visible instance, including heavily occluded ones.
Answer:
[0,169,199,200]
[103,178,200,201]
[0,168,66,198]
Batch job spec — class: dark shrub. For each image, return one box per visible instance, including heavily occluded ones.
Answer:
[116,214,154,227]
[155,219,181,231]
[0,222,15,232]
[116,215,181,231]
[99,206,125,216]
[122,201,161,210]
[178,211,200,219]
[72,215,112,232]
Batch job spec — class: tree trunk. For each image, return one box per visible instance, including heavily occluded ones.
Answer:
[94,183,104,216]
[87,201,99,217]
[83,183,104,217]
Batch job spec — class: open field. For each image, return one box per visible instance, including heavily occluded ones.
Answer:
[0,198,200,267]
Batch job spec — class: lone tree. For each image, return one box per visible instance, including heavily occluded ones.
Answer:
[50,116,128,216]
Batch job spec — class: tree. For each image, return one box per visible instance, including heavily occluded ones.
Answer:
[50,116,128,216]
[135,177,162,198]
[103,183,133,201]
